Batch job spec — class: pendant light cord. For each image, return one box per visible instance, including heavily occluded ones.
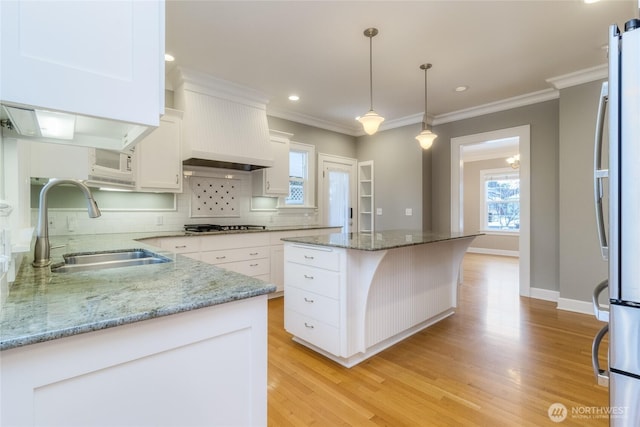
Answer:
[369,34,374,111]
[423,67,428,131]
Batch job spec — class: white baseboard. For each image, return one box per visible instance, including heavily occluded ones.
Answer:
[467,247,519,257]
[528,289,597,316]
[529,287,559,302]
[557,297,596,316]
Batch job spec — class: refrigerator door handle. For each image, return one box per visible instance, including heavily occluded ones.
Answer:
[592,279,610,322]
[591,323,609,387]
[594,81,609,261]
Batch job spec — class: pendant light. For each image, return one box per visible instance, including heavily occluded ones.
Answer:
[358,28,384,135]
[416,63,438,150]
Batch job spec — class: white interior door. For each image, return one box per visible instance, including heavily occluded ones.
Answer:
[318,154,357,233]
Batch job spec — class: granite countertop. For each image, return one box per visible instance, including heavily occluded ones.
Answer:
[281,230,483,251]
[0,231,283,351]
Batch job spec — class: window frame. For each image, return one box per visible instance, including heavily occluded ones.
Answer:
[279,141,316,209]
[479,167,520,235]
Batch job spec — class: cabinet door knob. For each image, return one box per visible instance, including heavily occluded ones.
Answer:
[175,245,187,249]
[304,274,314,279]
[216,256,226,260]
[304,255,314,260]
[304,322,315,329]
[304,297,314,303]
[249,252,259,256]
[250,263,259,267]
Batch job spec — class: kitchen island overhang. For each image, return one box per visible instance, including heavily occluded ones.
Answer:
[282,230,481,368]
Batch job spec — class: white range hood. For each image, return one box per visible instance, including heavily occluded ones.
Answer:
[171,68,273,171]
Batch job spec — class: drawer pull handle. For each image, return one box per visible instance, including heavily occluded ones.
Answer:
[249,252,259,256]
[304,297,315,303]
[250,263,259,267]
[175,245,187,249]
[304,255,315,260]
[216,256,226,260]
[304,274,314,279]
[304,322,315,329]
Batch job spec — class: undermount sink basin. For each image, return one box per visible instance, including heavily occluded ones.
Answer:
[51,249,172,273]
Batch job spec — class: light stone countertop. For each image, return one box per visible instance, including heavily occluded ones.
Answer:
[0,226,336,351]
[281,229,483,251]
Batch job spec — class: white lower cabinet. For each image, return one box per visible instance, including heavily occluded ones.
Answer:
[200,233,270,281]
[0,296,268,427]
[284,243,346,357]
[269,227,341,293]
[147,228,342,293]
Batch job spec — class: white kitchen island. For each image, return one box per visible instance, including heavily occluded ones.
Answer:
[283,230,480,367]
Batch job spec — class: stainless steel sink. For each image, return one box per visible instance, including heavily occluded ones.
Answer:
[51,249,172,273]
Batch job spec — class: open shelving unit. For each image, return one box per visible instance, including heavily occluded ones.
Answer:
[358,161,374,233]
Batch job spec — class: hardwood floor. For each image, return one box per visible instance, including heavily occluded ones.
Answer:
[267,254,609,426]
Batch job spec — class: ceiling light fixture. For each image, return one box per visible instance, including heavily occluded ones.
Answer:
[357,27,384,136]
[288,95,300,101]
[415,63,437,150]
[455,85,469,92]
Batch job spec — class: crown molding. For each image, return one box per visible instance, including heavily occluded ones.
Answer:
[545,64,607,89]
[201,63,608,135]
[266,106,361,136]
[432,88,559,126]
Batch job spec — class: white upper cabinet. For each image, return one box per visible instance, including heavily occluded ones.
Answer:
[0,0,165,151]
[136,109,183,193]
[253,130,292,197]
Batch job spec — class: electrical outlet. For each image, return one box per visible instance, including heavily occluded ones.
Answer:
[376,208,382,215]
[405,208,413,216]
[156,216,163,226]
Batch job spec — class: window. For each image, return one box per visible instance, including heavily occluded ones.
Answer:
[282,141,315,208]
[480,168,519,232]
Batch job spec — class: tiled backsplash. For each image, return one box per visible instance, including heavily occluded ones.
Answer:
[31,170,318,236]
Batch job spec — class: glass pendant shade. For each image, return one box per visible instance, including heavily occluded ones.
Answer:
[415,128,437,150]
[358,110,385,135]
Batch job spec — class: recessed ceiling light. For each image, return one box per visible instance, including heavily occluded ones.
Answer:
[288,95,300,101]
[164,53,175,62]
[583,0,600,4]
[455,85,469,92]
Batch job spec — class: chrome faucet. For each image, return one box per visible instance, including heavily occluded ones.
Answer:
[32,179,101,268]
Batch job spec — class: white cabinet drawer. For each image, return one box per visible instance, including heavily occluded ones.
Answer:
[284,310,340,356]
[219,259,270,277]
[285,287,339,327]
[200,247,269,265]
[284,263,340,299]
[200,233,270,251]
[159,236,200,254]
[284,244,341,271]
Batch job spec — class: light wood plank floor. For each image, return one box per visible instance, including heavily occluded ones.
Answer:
[267,254,609,426]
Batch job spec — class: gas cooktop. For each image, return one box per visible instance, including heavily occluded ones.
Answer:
[184,224,266,233]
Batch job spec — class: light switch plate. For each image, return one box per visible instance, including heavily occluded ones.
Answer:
[376,208,382,215]
[405,208,412,216]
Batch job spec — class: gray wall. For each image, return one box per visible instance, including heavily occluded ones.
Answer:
[267,116,357,159]
[430,100,559,292]
[558,80,608,301]
[356,123,424,231]
[463,157,519,252]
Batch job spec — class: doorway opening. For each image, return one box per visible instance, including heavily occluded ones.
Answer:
[451,125,530,297]
[317,154,357,233]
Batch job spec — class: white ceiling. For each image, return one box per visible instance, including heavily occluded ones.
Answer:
[165,0,637,136]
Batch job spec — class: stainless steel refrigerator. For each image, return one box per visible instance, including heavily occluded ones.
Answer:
[592,11,640,427]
